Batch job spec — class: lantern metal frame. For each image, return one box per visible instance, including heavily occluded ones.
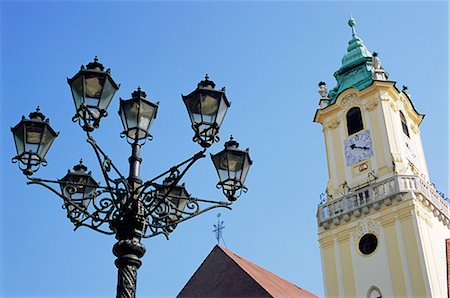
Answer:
[118,87,159,144]
[182,75,231,148]
[11,107,59,176]
[211,136,253,201]
[67,57,120,132]
[12,60,252,298]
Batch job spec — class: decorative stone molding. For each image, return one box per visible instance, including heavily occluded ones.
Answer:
[327,119,341,130]
[364,100,378,111]
[354,218,382,243]
[341,93,358,110]
[410,123,419,134]
[389,100,399,112]
[391,153,403,163]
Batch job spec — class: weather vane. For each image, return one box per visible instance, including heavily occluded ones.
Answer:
[213,213,226,247]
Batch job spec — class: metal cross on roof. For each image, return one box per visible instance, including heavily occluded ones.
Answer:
[212,213,226,247]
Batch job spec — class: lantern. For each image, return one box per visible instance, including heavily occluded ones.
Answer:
[211,136,252,201]
[118,87,158,142]
[11,107,59,176]
[59,160,99,221]
[182,75,230,148]
[155,177,190,233]
[67,57,120,131]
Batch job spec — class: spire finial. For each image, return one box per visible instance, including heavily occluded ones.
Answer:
[348,16,357,36]
[212,213,226,247]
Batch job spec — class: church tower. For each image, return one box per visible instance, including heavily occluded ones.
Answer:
[314,18,450,298]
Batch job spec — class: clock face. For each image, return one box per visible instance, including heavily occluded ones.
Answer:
[344,130,375,166]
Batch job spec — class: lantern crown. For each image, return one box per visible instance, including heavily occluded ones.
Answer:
[197,74,216,89]
[29,106,46,121]
[132,86,147,100]
[73,159,88,173]
[224,135,239,150]
[85,56,105,71]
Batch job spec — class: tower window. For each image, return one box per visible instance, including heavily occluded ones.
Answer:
[359,233,378,255]
[367,286,382,298]
[347,107,364,135]
[400,111,410,138]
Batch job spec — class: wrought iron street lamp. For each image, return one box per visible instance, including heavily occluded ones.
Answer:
[11,58,252,298]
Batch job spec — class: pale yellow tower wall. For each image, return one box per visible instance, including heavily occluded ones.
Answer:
[318,194,449,297]
[415,193,450,297]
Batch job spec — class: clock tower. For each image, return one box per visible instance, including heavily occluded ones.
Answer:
[314,18,450,297]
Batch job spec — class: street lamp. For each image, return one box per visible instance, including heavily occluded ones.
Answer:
[11,57,252,298]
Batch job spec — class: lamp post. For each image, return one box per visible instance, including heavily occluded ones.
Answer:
[11,57,252,298]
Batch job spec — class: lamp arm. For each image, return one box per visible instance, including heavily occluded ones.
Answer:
[142,200,231,239]
[26,177,95,221]
[143,225,170,240]
[139,149,206,194]
[27,177,117,235]
[86,133,130,207]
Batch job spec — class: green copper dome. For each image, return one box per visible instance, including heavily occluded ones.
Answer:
[327,18,387,104]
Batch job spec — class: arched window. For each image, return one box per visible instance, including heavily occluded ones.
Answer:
[367,286,382,298]
[347,107,363,135]
[400,111,410,137]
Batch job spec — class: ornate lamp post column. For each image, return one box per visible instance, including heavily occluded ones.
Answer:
[11,58,252,298]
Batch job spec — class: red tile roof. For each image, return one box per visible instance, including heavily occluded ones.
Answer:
[219,246,319,298]
[178,245,318,298]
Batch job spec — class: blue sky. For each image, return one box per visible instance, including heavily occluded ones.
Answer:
[1,1,448,297]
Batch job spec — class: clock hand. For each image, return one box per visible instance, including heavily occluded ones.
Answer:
[350,144,370,150]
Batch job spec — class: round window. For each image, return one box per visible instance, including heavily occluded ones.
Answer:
[359,233,378,255]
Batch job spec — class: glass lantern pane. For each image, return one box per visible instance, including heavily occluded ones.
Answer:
[218,168,230,183]
[200,94,219,124]
[25,123,44,154]
[84,178,97,199]
[215,96,229,127]
[138,102,156,138]
[98,78,117,111]
[168,187,188,219]
[122,101,139,139]
[37,125,57,159]
[70,76,84,109]
[240,155,251,184]
[184,94,202,124]
[12,124,25,156]
[225,153,244,171]
[225,152,245,180]
[84,75,105,99]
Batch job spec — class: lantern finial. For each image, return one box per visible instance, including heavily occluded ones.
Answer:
[29,106,45,121]
[132,87,147,99]
[224,135,239,149]
[73,159,88,172]
[198,74,216,89]
[86,56,104,71]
